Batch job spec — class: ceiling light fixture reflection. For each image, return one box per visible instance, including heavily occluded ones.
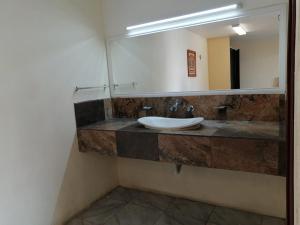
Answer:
[232,24,247,35]
[126,4,242,37]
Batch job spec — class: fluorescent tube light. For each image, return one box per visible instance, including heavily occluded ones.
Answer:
[126,4,241,37]
[232,24,247,35]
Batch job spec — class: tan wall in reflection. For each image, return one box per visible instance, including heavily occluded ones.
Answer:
[207,37,231,90]
[231,35,279,89]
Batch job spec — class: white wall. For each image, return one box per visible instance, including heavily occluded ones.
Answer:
[110,29,209,94]
[0,1,116,225]
[231,35,279,89]
[118,158,286,218]
[52,140,118,225]
[101,0,288,37]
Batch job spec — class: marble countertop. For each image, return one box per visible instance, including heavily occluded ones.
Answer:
[79,119,284,141]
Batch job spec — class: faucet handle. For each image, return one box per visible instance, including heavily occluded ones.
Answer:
[186,105,195,113]
[142,106,153,111]
[214,105,233,110]
[169,105,177,112]
[175,99,182,104]
[169,99,182,112]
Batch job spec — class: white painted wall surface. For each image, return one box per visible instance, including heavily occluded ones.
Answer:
[118,158,286,218]
[231,35,279,89]
[110,29,209,94]
[52,141,118,225]
[0,1,116,225]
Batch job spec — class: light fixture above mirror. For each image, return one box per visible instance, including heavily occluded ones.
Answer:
[126,4,242,37]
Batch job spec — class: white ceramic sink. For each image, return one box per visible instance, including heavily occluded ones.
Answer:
[137,116,204,130]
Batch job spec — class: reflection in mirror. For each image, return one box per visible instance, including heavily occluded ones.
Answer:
[107,5,287,96]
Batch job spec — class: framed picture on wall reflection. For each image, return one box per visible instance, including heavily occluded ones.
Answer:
[187,50,197,77]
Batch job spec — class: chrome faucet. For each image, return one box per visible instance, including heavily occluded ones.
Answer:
[169,99,182,112]
[138,105,153,118]
[185,105,195,118]
[142,106,153,111]
[186,105,194,113]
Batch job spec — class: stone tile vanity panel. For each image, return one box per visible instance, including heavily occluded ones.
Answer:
[65,187,286,225]
[76,119,284,176]
[82,119,136,131]
[221,94,282,121]
[210,138,279,175]
[158,135,280,175]
[112,94,284,121]
[116,131,159,161]
[115,120,282,141]
[77,130,117,156]
[74,99,106,127]
[74,94,286,176]
[158,135,212,167]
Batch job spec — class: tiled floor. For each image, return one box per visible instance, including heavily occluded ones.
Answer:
[66,187,286,225]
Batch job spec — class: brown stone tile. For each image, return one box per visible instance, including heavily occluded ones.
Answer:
[74,100,105,127]
[112,94,283,122]
[182,95,227,120]
[212,120,281,140]
[158,122,218,137]
[116,131,159,161]
[211,137,279,175]
[77,129,117,156]
[76,118,284,176]
[82,119,136,131]
[112,98,144,118]
[158,135,212,167]
[184,94,282,121]
[80,119,282,141]
[225,95,281,121]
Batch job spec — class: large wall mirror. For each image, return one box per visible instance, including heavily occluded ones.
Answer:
[106,4,287,97]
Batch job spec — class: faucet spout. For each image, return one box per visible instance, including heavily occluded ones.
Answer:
[169,99,182,112]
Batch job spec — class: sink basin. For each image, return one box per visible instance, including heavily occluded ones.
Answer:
[137,116,204,130]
